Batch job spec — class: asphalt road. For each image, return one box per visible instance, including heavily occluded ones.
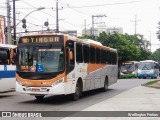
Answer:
[0,78,156,112]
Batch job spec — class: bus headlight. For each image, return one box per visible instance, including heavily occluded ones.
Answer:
[16,78,22,85]
[132,71,135,74]
[52,78,64,86]
[120,73,124,75]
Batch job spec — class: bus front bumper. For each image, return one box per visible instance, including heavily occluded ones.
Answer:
[16,81,66,95]
[137,74,154,78]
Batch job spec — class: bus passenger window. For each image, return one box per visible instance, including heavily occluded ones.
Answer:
[83,45,89,63]
[96,48,101,64]
[90,47,95,63]
[76,43,83,63]
[0,50,8,65]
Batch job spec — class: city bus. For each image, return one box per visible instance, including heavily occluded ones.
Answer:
[137,60,159,79]
[0,44,17,92]
[120,61,139,79]
[16,34,118,100]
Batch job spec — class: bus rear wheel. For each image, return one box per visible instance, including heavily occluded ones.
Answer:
[102,77,108,92]
[35,95,44,101]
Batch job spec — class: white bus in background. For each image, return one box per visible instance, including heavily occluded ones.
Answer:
[0,44,17,92]
[137,60,159,79]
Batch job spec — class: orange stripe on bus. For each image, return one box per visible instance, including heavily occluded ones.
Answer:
[16,72,66,87]
[87,64,107,74]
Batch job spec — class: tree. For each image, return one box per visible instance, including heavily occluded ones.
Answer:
[151,48,160,63]
[97,32,141,64]
[78,35,92,39]
[80,32,152,64]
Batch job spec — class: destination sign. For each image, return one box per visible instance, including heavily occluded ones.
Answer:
[19,36,63,43]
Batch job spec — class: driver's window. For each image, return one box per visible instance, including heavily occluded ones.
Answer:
[10,48,17,65]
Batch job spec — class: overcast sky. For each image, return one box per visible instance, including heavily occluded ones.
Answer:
[1,0,160,51]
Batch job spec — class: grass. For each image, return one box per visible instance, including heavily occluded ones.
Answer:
[145,80,158,85]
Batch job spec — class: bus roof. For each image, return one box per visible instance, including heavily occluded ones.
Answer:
[140,60,158,63]
[19,33,117,52]
[0,44,17,49]
[123,61,139,64]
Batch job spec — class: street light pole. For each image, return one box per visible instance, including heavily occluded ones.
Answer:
[16,7,45,27]
[12,6,45,44]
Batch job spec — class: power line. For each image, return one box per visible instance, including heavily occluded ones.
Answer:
[21,0,56,18]
[59,0,91,16]
[17,0,85,30]
[63,0,140,9]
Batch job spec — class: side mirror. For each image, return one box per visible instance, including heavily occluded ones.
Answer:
[69,51,73,61]
[66,48,73,65]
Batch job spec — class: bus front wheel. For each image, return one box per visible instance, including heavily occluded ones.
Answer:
[71,81,82,101]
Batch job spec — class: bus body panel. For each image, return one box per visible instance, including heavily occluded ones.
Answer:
[0,78,15,92]
[0,44,16,92]
[0,65,15,78]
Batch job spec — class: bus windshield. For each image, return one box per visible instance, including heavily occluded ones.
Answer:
[138,62,153,70]
[17,45,64,73]
[121,63,134,73]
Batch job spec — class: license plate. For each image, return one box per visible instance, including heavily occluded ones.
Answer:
[31,88,40,92]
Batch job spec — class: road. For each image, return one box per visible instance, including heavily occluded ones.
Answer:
[0,78,158,119]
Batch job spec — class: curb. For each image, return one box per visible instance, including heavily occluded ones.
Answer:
[0,89,15,93]
[141,84,160,89]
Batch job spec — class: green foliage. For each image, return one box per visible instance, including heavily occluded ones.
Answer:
[97,32,141,64]
[151,48,160,63]
[144,80,158,85]
[80,32,152,65]
[78,35,92,39]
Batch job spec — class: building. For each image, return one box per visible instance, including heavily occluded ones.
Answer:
[61,30,77,37]
[82,25,123,36]
[106,27,123,34]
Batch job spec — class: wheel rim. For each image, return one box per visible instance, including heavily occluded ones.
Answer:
[104,79,108,90]
[75,83,80,97]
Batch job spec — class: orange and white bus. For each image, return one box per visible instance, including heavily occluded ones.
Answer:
[16,34,118,100]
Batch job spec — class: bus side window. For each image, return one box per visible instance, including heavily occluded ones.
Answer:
[10,48,16,64]
[0,50,8,65]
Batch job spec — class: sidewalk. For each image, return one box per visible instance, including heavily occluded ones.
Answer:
[61,85,160,120]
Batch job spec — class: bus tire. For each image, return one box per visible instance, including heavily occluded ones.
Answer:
[35,95,44,101]
[71,81,82,101]
[102,77,108,92]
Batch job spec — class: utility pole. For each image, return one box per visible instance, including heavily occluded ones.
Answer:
[84,19,86,35]
[91,14,106,39]
[131,14,140,35]
[149,31,151,52]
[13,0,16,44]
[56,0,59,33]
[81,19,90,35]
[7,0,12,44]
